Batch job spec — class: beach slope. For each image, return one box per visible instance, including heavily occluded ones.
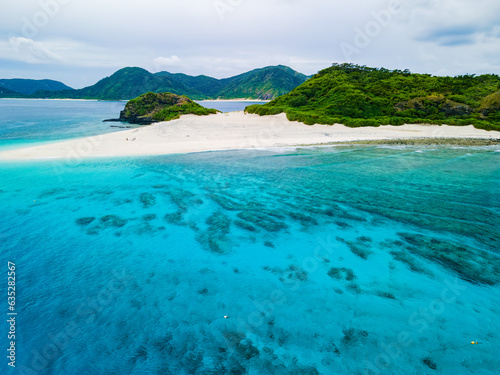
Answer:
[0,112,499,160]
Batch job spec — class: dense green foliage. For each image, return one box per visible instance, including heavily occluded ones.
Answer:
[0,86,25,98]
[120,92,218,124]
[33,68,201,101]
[215,65,309,100]
[245,63,500,131]
[0,78,72,96]
[155,72,224,98]
[27,66,308,101]
[155,66,308,99]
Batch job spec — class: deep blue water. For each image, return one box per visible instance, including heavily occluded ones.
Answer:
[0,101,499,375]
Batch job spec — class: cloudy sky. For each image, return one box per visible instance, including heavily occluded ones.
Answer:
[1,0,499,88]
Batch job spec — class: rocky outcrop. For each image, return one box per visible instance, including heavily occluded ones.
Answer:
[478,91,500,117]
[395,95,473,117]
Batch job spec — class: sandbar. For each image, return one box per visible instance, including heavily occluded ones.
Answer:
[0,112,499,160]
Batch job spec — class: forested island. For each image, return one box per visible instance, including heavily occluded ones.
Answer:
[246,63,500,131]
[117,92,218,124]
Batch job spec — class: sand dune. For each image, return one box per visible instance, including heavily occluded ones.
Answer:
[1,112,499,160]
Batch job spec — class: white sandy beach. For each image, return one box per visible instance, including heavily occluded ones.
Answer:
[0,112,499,160]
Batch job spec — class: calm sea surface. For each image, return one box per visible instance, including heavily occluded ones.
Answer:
[0,100,499,374]
[0,99,263,151]
[196,100,267,113]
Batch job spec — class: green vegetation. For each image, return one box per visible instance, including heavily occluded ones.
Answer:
[26,65,309,101]
[158,65,309,100]
[0,78,72,96]
[245,63,500,131]
[215,65,309,100]
[34,68,200,101]
[154,72,224,98]
[119,92,218,124]
[0,86,25,98]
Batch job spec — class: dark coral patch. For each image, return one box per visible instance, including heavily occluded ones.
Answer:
[196,212,232,254]
[164,211,185,226]
[140,193,156,208]
[337,237,373,260]
[100,215,127,228]
[76,217,95,226]
[398,232,500,285]
[327,267,356,281]
[237,211,287,232]
[234,219,257,232]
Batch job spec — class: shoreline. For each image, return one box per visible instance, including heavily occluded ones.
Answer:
[196,99,270,102]
[1,98,268,103]
[333,138,500,146]
[0,112,499,161]
[0,98,127,102]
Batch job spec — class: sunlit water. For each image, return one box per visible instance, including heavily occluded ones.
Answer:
[0,101,499,375]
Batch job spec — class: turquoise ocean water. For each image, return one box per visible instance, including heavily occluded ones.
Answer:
[0,99,256,151]
[0,99,127,151]
[1,100,499,374]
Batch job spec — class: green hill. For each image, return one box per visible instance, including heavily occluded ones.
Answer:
[154,72,222,98]
[119,92,219,124]
[33,67,203,101]
[245,63,500,131]
[0,78,72,95]
[0,86,25,98]
[28,65,308,101]
[216,65,310,100]
[155,65,310,100]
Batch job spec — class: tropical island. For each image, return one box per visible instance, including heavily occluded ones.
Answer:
[246,63,500,131]
[116,92,219,124]
[1,63,500,161]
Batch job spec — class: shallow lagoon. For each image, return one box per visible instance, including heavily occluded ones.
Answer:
[1,145,499,374]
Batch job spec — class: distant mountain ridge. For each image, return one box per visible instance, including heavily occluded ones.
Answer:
[35,67,201,101]
[155,65,309,100]
[0,79,72,95]
[11,65,309,101]
[0,86,24,98]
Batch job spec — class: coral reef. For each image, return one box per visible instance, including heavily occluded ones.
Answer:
[398,232,500,285]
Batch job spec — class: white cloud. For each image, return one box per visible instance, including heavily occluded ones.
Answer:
[4,36,64,64]
[1,0,500,87]
[0,36,142,69]
[153,55,181,70]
